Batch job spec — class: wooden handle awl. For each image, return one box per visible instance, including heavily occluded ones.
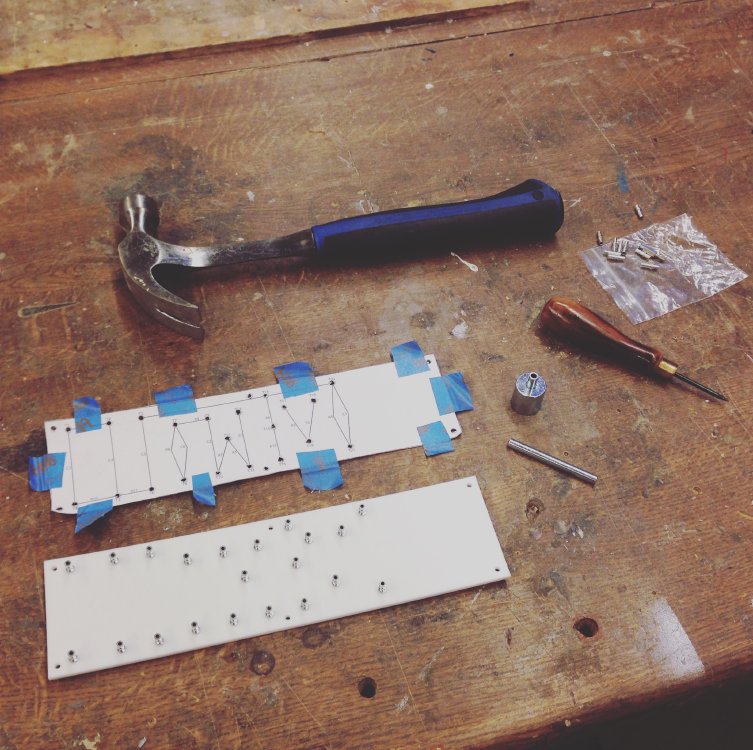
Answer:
[540,296,677,377]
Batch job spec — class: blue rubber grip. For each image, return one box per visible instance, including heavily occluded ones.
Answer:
[311,179,563,258]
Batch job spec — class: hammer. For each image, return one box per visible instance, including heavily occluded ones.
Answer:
[118,179,564,339]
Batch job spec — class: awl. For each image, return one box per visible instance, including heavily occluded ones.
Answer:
[540,296,727,401]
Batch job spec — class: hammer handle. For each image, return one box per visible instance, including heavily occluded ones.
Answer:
[310,179,563,258]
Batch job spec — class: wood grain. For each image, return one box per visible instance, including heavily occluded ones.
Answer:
[1,0,753,748]
[0,0,524,75]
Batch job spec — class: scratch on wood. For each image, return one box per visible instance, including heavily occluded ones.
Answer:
[193,654,221,750]
[379,611,425,729]
[281,677,333,748]
[418,645,446,685]
[17,301,76,318]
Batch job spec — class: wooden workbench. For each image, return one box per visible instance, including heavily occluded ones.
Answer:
[1,1,752,748]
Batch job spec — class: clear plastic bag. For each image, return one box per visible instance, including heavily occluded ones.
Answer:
[581,214,747,324]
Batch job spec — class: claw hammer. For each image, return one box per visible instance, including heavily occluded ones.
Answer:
[117,179,564,339]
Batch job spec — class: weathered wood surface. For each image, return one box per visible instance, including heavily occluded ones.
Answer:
[0,0,524,75]
[1,1,753,748]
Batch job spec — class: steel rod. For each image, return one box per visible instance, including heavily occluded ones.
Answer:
[507,438,597,485]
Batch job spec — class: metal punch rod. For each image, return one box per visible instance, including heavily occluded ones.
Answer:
[507,439,597,485]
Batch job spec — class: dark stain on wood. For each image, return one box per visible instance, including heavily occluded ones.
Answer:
[250,649,276,676]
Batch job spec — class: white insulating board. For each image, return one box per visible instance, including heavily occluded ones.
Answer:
[44,356,461,514]
[45,476,508,679]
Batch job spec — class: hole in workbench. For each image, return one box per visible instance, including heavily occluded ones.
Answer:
[358,676,377,699]
[574,617,599,638]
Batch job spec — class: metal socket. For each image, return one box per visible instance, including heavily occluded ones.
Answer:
[511,372,547,415]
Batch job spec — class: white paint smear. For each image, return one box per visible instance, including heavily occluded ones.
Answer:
[246,191,255,202]
[450,252,478,272]
[639,598,704,680]
[451,320,469,339]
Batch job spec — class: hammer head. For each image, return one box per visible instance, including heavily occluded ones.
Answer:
[118,194,204,339]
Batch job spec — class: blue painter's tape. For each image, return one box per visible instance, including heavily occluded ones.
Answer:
[417,421,454,457]
[73,396,102,433]
[273,361,319,398]
[28,453,66,491]
[75,499,113,533]
[191,472,216,507]
[430,372,474,415]
[154,384,197,417]
[297,449,343,491]
[391,340,430,377]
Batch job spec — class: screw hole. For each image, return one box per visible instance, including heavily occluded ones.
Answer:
[55,664,61,669]
[574,617,599,638]
[51,425,57,431]
[450,428,457,434]
[358,677,377,699]
[285,616,291,620]
[52,566,58,571]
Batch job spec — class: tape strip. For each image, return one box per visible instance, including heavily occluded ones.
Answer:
[297,449,343,491]
[391,340,430,377]
[273,361,319,398]
[430,372,474,415]
[73,396,102,433]
[28,453,66,491]
[154,385,197,417]
[417,421,454,457]
[75,499,113,533]
[191,472,216,507]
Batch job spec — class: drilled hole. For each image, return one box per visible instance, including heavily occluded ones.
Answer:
[358,676,377,699]
[574,617,599,638]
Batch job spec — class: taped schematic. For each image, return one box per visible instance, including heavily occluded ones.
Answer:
[44,476,508,679]
[36,344,472,517]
